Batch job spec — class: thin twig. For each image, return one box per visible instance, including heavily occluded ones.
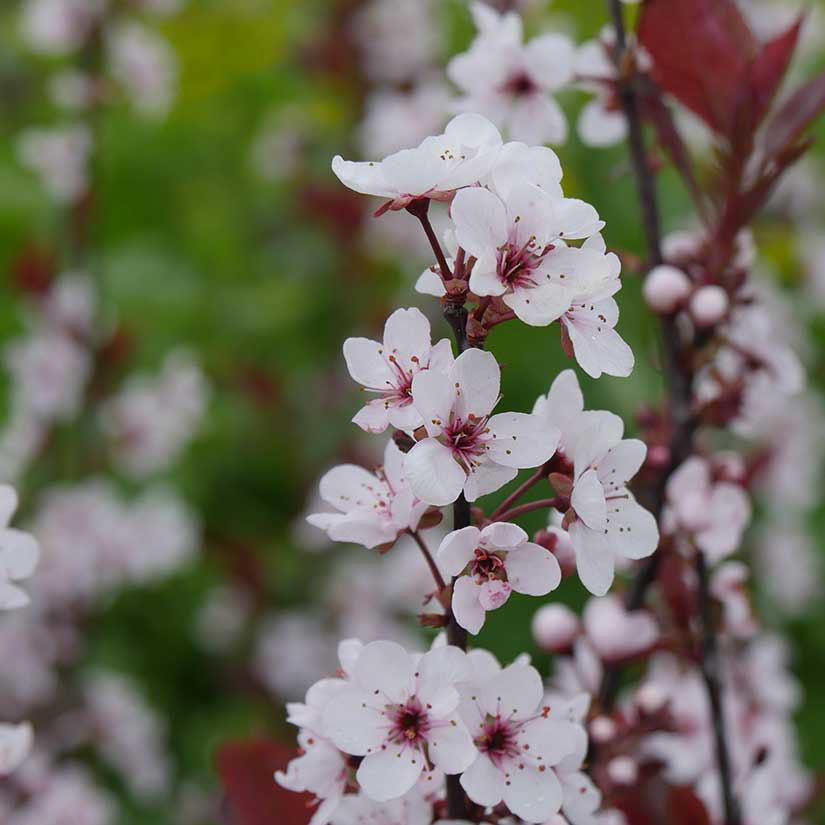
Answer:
[407,200,453,283]
[408,530,446,592]
[494,497,560,523]
[489,466,549,521]
[696,552,742,825]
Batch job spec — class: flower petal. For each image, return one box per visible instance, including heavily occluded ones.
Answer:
[480,521,528,549]
[451,186,508,260]
[354,640,414,702]
[356,743,423,801]
[571,468,607,530]
[437,526,481,577]
[464,460,517,502]
[322,688,386,756]
[427,714,477,774]
[411,369,455,437]
[382,307,432,374]
[480,663,543,720]
[505,543,561,596]
[452,348,500,421]
[461,754,505,808]
[569,521,614,596]
[405,439,466,507]
[502,763,563,822]
[486,412,559,468]
[452,575,486,635]
[605,495,659,561]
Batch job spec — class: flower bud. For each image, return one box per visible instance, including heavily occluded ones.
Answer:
[589,715,617,743]
[531,604,580,652]
[690,285,729,327]
[607,756,638,785]
[635,682,668,714]
[643,265,691,313]
[533,526,576,576]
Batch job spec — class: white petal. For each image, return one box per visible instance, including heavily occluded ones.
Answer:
[338,639,363,678]
[578,100,627,148]
[0,529,38,582]
[331,155,397,198]
[461,754,505,808]
[464,460,518,501]
[318,464,383,513]
[571,468,607,530]
[503,282,574,326]
[451,187,508,260]
[569,521,614,596]
[469,257,508,297]
[480,521,528,549]
[357,743,423,801]
[605,495,659,560]
[503,763,563,822]
[480,663,543,720]
[405,439,466,507]
[386,401,424,432]
[532,369,583,454]
[343,337,393,390]
[411,369,455,436]
[352,401,391,434]
[563,304,634,379]
[452,348,500,421]
[427,714,477,774]
[597,439,647,493]
[525,33,575,90]
[509,94,568,146]
[452,575,486,634]
[486,412,559,468]
[354,640,415,703]
[505,543,561,596]
[417,646,469,713]
[437,526,481,577]
[428,337,455,373]
[490,142,563,200]
[518,716,586,767]
[327,513,397,549]
[696,483,751,562]
[0,722,32,776]
[550,198,604,240]
[478,579,512,611]
[561,771,602,821]
[571,411,624,477]
[415,268,447,297]
[0,486,19,526]
[322,688,386,756]
[383,307,432,374]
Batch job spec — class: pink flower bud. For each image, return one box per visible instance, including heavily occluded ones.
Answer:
[635,682,668,714]
[531,604,580,651]
[534,526,576,576]
[590,715,617,743]
[607,756,638,785]
[643,265,691,313]
[690,285,729,327]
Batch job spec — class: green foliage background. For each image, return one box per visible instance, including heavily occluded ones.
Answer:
[0,1,824,822]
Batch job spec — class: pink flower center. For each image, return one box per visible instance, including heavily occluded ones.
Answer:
[381,353,419,408]
[443,413,491,470]
[477,717,521,767]
[497,236,555,290]
[503,71,537,97]
[471,546,506,584]
[387,698,432,749]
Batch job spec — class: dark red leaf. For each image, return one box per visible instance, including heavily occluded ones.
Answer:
[216,738,313,825]
[638,0,757,136]
[763,72,825,158]
[749,15,803,127]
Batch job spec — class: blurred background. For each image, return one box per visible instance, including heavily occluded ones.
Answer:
[0,0,824,823]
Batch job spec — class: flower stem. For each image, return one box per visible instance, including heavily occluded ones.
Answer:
[495,497,561,523]
[408,530,446,592]
[489,465,548,521]
[407,200,453,283]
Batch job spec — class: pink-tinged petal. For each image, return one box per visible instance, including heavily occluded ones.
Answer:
[461,754,505,808]
[561,771,601,821]
[469,258,508,297]
[337,639,362,679]
[382,439,406,491]
[532,369,583,454]
[331,155,397,198]
[503,763,563,822]
[405,438,466,506]
[480,663,543,720]
[569,521,614,597]
[571,468,607,530]
[322,688,386,756]
[571,411,624,477]
[451,187,508,260]
[583,595,659,661]
[417,646,469,714]
[696,483,751,562]
[486,412,559,468]
[480,521,528,549]
[525,33,575,90]
[578,100,627,147]
[509,94,568,146]
[0,580,28,610]
[478,579,512,611]
[597,439,647,493]
[352,400,391,434]
[505,542,561,596]
[0,529,38,581]
[309,796,342,825]
[354,640,414,702]
[356,743,423,801]
[550,198,604,240]
[667,456,710,507]
[464,460,517,501]
[452,575,486,635]
[505,182,558,247]
[427,714,477,774]
[411,369,455,436]
[444,112,503,151]
[605,495,659,560]
[318,464,384,513]
[427,338,455,373]
[382,307,432,373]
[0,722,32,776]
[327,514,397,550]
[437,526,481,577]
[386,402,423,432]
[452,348,500,421]
[503,282,574,326]
[0,486,19,526]
[342,336,393,390]
[518,716,586,767]
[490,142,563,201]
[563,309,634,379]
[415,267,447,297]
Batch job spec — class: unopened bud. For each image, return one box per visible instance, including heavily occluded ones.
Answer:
[635,682,668,714]
[534,526,576,576]
[643,265,691,313]
[531,604,580,652]
[607,755,638,785]
[590,715,617,743]
[417,507,443,530]
[690,285,729,327]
